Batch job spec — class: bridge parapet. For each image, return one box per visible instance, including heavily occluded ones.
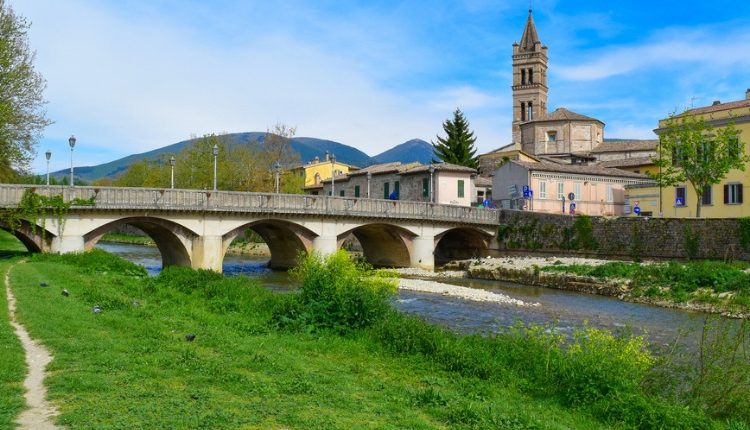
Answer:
[0,185,500,226]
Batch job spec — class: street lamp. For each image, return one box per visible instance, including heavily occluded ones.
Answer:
[429,165,435,203]
[45,150,51,186]
[169,156,176,189]
[330,153,336,197]
[68,135,76,187]
[366,171,372,198]
[212,144,218,191]
[274,161,281,194]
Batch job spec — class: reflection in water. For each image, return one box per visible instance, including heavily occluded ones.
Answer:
[96,242,712,348]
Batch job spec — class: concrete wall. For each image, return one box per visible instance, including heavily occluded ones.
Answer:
[493,210,750,261]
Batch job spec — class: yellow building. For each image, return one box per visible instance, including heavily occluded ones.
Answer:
[290,153,358,188]
[625,89,750,218]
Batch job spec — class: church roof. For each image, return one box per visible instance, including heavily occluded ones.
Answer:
[524,107,603,124]
[508,159,649,179]
[600,157,655,168]
[518,10,541,52]
[592,139,658,153]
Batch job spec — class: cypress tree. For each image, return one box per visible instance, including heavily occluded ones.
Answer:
[431,108,478,168]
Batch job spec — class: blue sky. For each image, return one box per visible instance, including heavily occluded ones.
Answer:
[14,0,750,173]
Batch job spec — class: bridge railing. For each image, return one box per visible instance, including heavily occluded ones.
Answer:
[0,184,500,225]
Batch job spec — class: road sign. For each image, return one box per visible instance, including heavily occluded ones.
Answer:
[523,188,532,198]
[568,192,575,201]
[634,205,641,215]
[570,202,577,210]
[522,185,530,193]
[675,197,683,206]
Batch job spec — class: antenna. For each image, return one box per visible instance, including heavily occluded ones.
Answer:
[689,97,697,109]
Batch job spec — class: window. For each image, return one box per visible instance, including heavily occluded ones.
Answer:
[422,178,429,197]
[606,185,613,202]
[539,181,547,199]
[354,185,360,198]
[339,190,345,197]
[457,180,465,198]
[701,185,712,205]
[675,186,687,207]
[574,183,582,202]
[521,102,526,121]
[557,182,564,200]
[394,181,400,197]
[383,182,390,199]
[527,101,534,120]
[521,69,526,85]
[547,131,556,142]
[729,137,743,158]
[724,183,743,204]
[527,68,533,84]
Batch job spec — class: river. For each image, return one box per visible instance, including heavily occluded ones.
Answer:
[97,242,712,348]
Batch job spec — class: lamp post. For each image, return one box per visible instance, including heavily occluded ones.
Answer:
[429,165,435,203]
[274,161,281,194]
[45,150,51,186]
[366,171,372,198]
[330,153,336,197]
[68,135,76,187]
[212,144,218,191]
[169,156,176,189]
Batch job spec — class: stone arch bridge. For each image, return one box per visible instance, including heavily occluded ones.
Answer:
[0,185,499,272]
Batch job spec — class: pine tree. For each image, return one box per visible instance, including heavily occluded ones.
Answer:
[431,108,478,168]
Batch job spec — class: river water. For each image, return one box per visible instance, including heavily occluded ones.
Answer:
[96,242,712,348]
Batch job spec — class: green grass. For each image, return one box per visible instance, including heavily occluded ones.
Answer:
[542,260,750,309]
[5,250,613,429]
[0,260,26,430]
[99,232,155,245]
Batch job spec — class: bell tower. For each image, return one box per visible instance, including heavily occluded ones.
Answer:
[512,9,548,145]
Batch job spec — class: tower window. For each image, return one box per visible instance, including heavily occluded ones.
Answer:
[528,68,533,84]
[521,102,526,121]
[521,69,526,85]
[527,101,534,120]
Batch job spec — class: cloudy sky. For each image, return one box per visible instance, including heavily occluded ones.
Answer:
[15,0,750,173]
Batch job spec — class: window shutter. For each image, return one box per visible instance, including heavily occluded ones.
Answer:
[739,184,744,204]
[724,184,729,204]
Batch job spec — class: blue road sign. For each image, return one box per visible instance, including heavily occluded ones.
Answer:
[522,185,530,193]
[523,189,532,198]
[675,197,684,206]
[570,202,576,210]
[634,205,641,215]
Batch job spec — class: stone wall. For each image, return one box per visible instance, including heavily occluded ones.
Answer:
[493,210,750,261]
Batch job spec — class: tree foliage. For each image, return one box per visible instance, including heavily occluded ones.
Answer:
[649,112,748,217]
[112,124,305,193]
[431,108,478,169]
[0,1,51,180]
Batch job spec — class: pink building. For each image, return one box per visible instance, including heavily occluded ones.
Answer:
[492,160,652,216]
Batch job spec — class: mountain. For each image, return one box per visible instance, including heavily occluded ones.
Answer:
[372,139,434,164]
[53,132,382,181]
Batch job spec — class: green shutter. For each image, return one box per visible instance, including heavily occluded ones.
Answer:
[354,185,360,197]
[422,178,429,197]
[340,190,345,197]
[384,182,390,199]
[458,180,465,198]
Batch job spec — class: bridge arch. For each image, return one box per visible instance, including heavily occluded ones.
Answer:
[0,219,54,253]
[83,217,196,268]
[342,223,416,268]
[434,227,492,265]
[223,219,317,270]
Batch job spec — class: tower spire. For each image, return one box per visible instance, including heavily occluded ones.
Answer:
[519,9,540,52]
[511,8,548,145]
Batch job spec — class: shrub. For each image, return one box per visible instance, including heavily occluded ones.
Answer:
[272,251,397,334]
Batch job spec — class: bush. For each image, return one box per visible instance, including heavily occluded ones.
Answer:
[272,251,397,334]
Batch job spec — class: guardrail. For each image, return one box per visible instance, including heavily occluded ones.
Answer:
[0,185,500,226]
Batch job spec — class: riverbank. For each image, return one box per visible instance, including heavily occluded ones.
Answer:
[440,256,750,318]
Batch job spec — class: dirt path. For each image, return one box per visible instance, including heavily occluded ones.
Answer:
[4,264,64,430]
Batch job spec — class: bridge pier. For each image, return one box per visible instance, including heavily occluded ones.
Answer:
[410,236,435,271]
[312,235,339,256]
[51,235,85,254]
[191,235,223,272]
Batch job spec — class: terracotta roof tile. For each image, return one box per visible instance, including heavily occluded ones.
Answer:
[525,107,602,124]
[683,98,750,116]
[600,157,655,168]
[509,159,649,179]
[592,140,658,153]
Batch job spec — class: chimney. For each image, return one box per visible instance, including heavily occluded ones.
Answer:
[712,100,721,106]
[314,156,319,163]
[746,88,750,100]
[324,150,330,162]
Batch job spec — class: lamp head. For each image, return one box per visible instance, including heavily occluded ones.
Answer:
[212,144,219,156]
[45,150,51,161]
[170,156,175,166]
[68,135,76,148]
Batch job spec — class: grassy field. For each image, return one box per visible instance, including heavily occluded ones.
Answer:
[1,227,748,429]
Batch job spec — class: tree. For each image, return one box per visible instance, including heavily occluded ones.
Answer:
[649,112,749,217]
[0,1,51,180]
[260,123,301,193]
[432,108,478,169]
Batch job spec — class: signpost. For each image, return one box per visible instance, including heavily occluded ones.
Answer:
[633,200,641,216]
[675,197,683,207]
[568,192,575,201]
[570,202,576,215]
